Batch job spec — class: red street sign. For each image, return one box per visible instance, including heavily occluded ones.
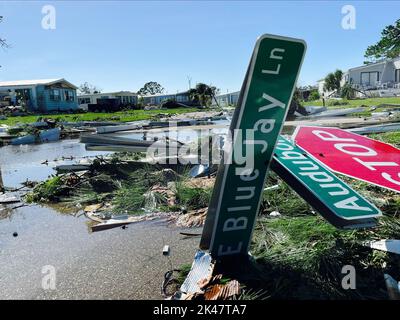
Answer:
[292,126,400,193]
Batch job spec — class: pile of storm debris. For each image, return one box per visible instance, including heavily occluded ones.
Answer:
[17,107,400,300]
[0,110,229,146]
[25,153,215,231]
[0,118,90,146]
[12,153,400,300]
[162,174,400,300]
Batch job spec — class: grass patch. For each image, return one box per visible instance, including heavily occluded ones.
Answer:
[110,167,166,214]
[26,176,67,202]
[174,179,212,210]
[0,108,200,126]
[369,131,400,148]
[250,215,400,299]
[65,188,111,207]
[261,177,312,216]
[343,175,400,217]
[112,184,148,214]
[25,156,164,214]
[177,264,192,285]
[303,96,400,108]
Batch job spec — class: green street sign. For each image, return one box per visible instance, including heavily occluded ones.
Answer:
[200,34,306,258]
[271,136,381,228]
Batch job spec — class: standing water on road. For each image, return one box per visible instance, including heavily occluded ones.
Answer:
[0,138,201,299]
[0,139,110,189]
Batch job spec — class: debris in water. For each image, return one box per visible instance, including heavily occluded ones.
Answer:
[0,194,20,204]
[21,180,38,188]
[89,212,169,232]
[163,245,170,256]
[84,203,104,213]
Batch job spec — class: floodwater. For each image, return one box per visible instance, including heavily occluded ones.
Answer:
[0,205,200,299]
[117,119,230,144]
[0,139,110,189]
[0,138,201,299]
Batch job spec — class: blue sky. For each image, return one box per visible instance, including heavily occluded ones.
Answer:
[0,1,399,93]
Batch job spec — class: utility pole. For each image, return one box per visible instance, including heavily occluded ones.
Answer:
[187,76,192,90]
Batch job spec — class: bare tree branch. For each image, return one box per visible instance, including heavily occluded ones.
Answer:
[0,15,9,48]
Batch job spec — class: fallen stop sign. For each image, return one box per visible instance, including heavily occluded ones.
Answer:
[292,126,400,193]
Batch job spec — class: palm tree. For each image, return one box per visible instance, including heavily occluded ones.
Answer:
[324,69,343,95]
[188,83,219,107]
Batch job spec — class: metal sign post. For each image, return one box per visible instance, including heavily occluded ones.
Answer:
[200,34,306,258]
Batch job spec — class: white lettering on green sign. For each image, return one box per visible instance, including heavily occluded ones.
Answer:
[274,136,381,219]
[203,34,307,257]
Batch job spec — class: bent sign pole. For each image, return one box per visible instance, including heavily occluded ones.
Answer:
[292,126,400,193]
[271,136,381,228]
[200,34,306,258]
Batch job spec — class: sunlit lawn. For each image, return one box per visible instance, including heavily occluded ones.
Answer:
[0,107,200,126]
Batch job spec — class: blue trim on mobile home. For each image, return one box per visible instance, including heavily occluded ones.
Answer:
[0,79,78,112]
[36,85,78,112]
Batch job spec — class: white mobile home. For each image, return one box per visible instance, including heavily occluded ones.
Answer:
[317,56,400,98]
[213,91,240,107]
[348,57,400,90]
[142,91,191,106]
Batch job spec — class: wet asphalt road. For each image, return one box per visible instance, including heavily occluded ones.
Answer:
[0,205,201,299]
[0,137,202,299]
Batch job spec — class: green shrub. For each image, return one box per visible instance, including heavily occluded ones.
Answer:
[26,176,66,202]
[175,181,212,210]
[340,83,356,100]
[308,90,320,101]
[327,100,349,106]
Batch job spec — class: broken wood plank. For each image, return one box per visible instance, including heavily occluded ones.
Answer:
[0,194,20,204]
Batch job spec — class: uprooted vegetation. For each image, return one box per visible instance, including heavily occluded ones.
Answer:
[25,152,399,220]
[246,168,400,299]
[25,154,214,222]
[24,133,400,299]
[249,215,400,299]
